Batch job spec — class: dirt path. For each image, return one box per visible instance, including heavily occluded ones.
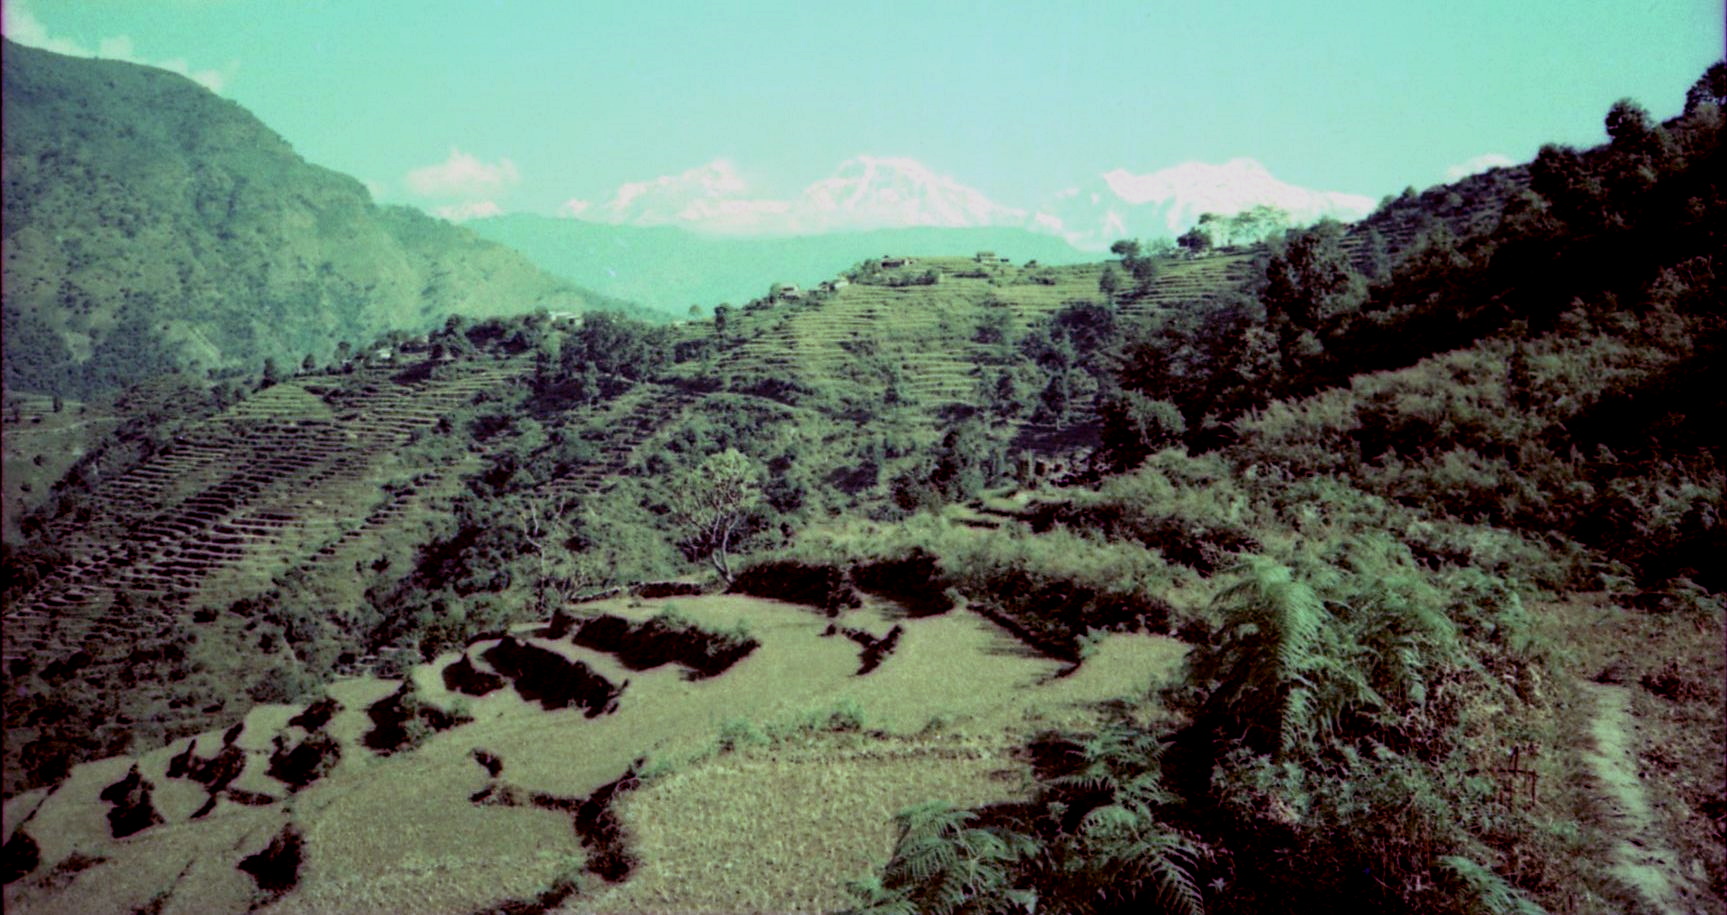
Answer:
[1577,680,1697,914]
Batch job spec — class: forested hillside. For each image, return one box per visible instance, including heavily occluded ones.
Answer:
[0,39,628,398]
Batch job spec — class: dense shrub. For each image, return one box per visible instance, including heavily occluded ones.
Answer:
[727,559,860,614]
[851,549,955,616]
[566,609,758,679]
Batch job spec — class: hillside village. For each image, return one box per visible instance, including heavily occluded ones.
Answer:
[1,28,1723,915]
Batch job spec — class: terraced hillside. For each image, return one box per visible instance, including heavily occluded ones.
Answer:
[1,591,1185,913]
[706,259,1117,419]
[3,167,1550,797]
[8,361,507,634]
[3,347,693,790]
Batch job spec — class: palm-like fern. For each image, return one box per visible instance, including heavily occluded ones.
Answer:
[1438,855,1548,915]
[850,801,1037,915]
[1048,726,1177,808]
[1039,725,1206,915]
[1073,811,1205,915]
[1347,572,1464,710]
[1192,558,1371,756]
[853,725,1209,915]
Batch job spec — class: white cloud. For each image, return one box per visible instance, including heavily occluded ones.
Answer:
[1,0,82,55]
[433,200,504,222]
[565,155,1379,246]
[2,0,232,92]
[1443,153,1515,182]
[1032,158,1376,251]
[583,156,1020,235]
[405,148,521,199]
[96,35,135,59]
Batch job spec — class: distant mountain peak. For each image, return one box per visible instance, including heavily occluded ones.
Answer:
[585,155,1022,236]
[799,155,1026,232]
[565,155,1373,249]
[1038,159,1375,250]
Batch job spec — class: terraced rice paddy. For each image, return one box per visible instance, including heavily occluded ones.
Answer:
[1,593,1186,913]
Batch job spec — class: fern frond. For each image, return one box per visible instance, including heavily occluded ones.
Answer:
[1080,802,1144,837]
[1118,771,1179,808]
[895,836,957,884]
[1281,681,1316,753]
[1439,855,1548,915]
[1050,773,1115,796]
[1116,828,1205,915]
[1140,848,1206,915]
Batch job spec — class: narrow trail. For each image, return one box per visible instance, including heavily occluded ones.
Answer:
[1576,680,1698,915]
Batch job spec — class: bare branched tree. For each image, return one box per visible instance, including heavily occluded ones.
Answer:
[667,449,762,586]
[518,495,603,615]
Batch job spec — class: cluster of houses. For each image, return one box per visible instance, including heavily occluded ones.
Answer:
[755,250,1014,309]
[767,276,852,303]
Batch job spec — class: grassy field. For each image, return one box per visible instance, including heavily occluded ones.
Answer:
[1,593,1185,914]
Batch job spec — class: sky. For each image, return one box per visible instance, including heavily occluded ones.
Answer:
[4,0,1721,225]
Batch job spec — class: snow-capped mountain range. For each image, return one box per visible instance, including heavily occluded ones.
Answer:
[554,155,1375,252]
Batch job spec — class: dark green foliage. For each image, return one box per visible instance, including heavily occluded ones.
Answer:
[166,740,246,791]
[476,637,622,715]
[965,566,1170,661]
[1106,70,1723,468]
[1110,238,1163,291]
[728,560,860,614]
[1027,498,1256,575]
[1,828,40,884]
[1259,220,1368,384]
[851,550,955,617]
[1187,561,1351,757]
[1098,389,1187,471]
[98,766,164,839]
[266,731,341,791]
[926,419,1008,503]
[1168,548,1551,912]
[361,681,476,753]
[442,655,507,696]
[1684,60,1727,114]
[851,726,1206,915]
[1438,857,1547,915]
[1178,226,1212,254]
[237,824,303,897]
[557,312,671,382]
[564,611,758,679]
[847,801,1040,915]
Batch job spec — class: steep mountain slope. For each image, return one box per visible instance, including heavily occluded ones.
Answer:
[465,215,1093,312]
[0,38,623,398]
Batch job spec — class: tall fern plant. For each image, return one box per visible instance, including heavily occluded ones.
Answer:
[850,728,1209,915]
[1190,558,1381,757]
[1038,726,1206,915]
[847,801,1037,915]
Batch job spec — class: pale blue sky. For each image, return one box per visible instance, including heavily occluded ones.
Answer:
[6,0,1721,217]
